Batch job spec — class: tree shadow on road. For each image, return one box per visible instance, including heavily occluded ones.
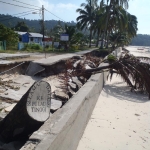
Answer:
[103,82,149,103]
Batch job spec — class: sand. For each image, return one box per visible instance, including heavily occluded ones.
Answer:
[125,46,150,57]
[77,76,150,150]
[77,46,150,150]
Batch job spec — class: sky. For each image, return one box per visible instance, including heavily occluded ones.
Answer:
[0,0,150,34]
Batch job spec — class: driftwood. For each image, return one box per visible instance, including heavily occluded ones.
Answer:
[0,81,51,143]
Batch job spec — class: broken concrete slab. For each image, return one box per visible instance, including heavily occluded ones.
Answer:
[0,53,30,60]
[4,103,17,112]
[54,90,69,101]
[78,76,87,84]
[0,60,14,65]
[25,62,45,76]
[68,86,76,97]
[34,54,76,66]
[0,112,7,121]
[72,77,83,89]
[44,75,63,93]
[51,99,62,111]
[68,82,77,91]
[33,49,98,66]
[0,102,11,110]
[85,60,96,68]
[20,142,36,150]
[0,75,41,101]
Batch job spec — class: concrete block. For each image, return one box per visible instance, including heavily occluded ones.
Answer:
[25,62,45,76]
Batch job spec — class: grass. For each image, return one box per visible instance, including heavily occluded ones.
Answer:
[0,49,18,54]
[0,46,94,54]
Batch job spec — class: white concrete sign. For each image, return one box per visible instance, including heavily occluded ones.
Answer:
[26,81,51,122]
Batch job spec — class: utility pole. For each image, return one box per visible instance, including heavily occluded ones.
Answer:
[89,0,92,48]
[42,5,46,58]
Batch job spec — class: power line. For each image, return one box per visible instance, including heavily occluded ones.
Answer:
[45,8,66,22]
[0,0,40,10]
[12,0,41,9]
[0,9,40,19]
[0,11,40,22]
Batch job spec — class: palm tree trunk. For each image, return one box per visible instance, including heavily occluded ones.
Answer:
[100,2,112,49]
[96,29,100,47]
[89,28,92,48]
[89,0,92,48]
[106,31,109,48]
[100,31,105,49]
[113,34,121,49]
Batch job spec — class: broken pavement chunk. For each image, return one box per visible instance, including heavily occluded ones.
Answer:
[68,82,77,91]
[72,77,83,89]
[78,76,87,84]
[51,99,62,111]
[54,90,69,101]
[4,103,17,112]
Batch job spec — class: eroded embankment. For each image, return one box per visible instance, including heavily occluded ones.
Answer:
[0,50,108,150]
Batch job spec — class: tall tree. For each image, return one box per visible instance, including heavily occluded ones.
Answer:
[64,25,76,46]
[108,6,138,49]
[100,0,129,48]
[0,24,18,47]
[92,1,107,47]
[14,21,29,32]
[76,0,98,47]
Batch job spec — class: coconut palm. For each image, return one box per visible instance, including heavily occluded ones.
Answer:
[107,5,128,48]
[76,0,98,47]
[91,1,107,47]
[126,13,138,38]
[105,4,138,49]
[100,0,130,48]
[49,24,64,41]
[74,52,150,99]
[64,25,76,46]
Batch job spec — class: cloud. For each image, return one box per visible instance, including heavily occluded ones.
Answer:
[57,3,78,10]
[0,0,78,22]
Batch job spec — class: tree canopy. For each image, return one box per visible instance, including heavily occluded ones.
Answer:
[0,23,18,44]
[76,0,138,49]
[14,21,29,32]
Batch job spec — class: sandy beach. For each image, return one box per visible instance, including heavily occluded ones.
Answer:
[125,46,150,57]
[77,46,150,150]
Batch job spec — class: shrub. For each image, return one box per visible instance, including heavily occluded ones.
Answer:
[23,43,42,50]
[30,44,41,50]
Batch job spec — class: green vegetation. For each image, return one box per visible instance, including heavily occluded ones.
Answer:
[0,0,140,52]
[14,21,29,32]
[107,54,117,63]
[0,23,18,49]
[76,0,138,49]
[24,43,42,50]
[0,14,76,32]
[131,34,150,46]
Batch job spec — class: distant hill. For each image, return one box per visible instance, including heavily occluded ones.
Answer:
[131,34,150,46]
[1,14,150,46]
[0,14,76,32]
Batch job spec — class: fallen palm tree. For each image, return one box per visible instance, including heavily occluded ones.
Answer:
[73,52,150,99]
